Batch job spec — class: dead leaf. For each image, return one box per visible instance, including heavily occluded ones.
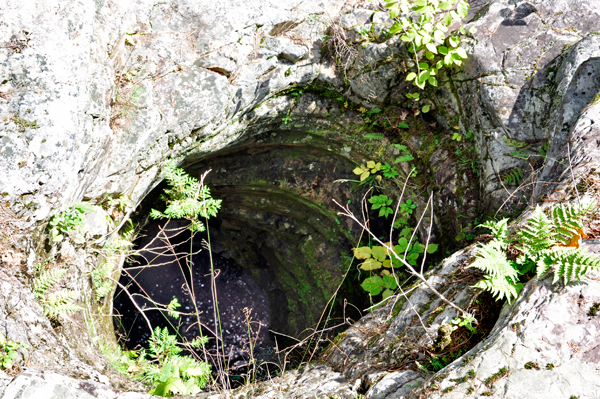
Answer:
[556,228,587,249]
[398,109,410,121]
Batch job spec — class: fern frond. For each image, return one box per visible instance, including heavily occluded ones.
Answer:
[469,240,520,301]
[478,219,509,241]
[34,268,68,298]
[364,133,385,140]
[473,276,522,303]
[44,289,83,317]
[517,206,555,254]
[551,204,588,245]
[539,247,600,285]
[502,167,523,185]
[92,262,114,300]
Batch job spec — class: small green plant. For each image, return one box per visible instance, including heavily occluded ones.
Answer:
[364,132,385,140]
[451,314,477,333]
[503,137,529,149]
[0,334,27,370]
[360,107,382,126]
[150,159,222,232]
[354,238,437,298]
[502,167,524,186]
[381,164,399,179]
[34,268,83,318]
[369,195,394,218]
[484,367,508,388]
[48,201,94,244]
[103,194,131,212]
[353,161,382,182]
[104,327,210,397]
[385,0,473,112]
[470,204,600,302]
[524,361,539,370]
[392,144,414,163]
[400,199,417,214]
[538,141,550,158]
[588,302,600,317]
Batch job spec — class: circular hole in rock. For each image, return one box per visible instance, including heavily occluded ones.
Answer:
[112,131,370,378]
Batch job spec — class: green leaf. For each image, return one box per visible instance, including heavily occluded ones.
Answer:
[439,1,453,10]
[74,234,85,244]
[353,246,372,260]
[382,274,398,290]
[443,12,453,25]
[360,258,383,271]
[396,237,409,252]
[456,47,468,59]
[426,43,438,54]
[422,105,431,113]
[426,243,439,254]
[419,62,430,70]
[361,276,384,296]
[444,53,453,65]
[371,246,387,262]
[406,72,417,81]
[469,26,477,34]
[428,76,438,87]
[382,289,394,300]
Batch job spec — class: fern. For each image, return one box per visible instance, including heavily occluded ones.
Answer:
[503,137,530,149]
[34,268,68,299]
[43,290,83,318]
[551,203,591,245]
[34,268,83,318]
[517,206,555,254]
[538,247,600,285]
[471,203,600,303]
[502,167,523,185]
[510,150,529,160]
[479,218,509,241]
[91,262,114,300]
[469,240,521,302]
[364,132,385,140]
[150,159,222,232]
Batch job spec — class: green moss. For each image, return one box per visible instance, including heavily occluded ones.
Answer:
[442,385,455,393]
[12,115,40,133]
[588,302,600,316]
[391,296,407,318]
[546,363,555,370]
[332,331,347,345]
[367,334,380,346]
[524,361,539,370]
[484,367,508,388]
